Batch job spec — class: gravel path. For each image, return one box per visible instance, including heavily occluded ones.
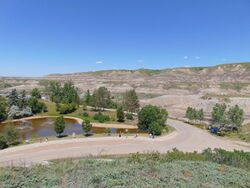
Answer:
[0,119,249,166]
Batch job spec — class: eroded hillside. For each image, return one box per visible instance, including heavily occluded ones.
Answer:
[1,63,250,121]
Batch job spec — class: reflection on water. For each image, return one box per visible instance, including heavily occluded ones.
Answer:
[0,118,138,140]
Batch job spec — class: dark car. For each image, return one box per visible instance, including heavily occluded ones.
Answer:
[210,127,220,134]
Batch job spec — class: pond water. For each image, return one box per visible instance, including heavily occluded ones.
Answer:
[0,118,138,140]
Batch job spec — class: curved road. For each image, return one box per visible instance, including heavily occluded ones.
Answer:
[0,119,249,166]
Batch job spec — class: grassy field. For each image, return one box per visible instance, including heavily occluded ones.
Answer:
[38,101,141,127]
[1,149,250,188]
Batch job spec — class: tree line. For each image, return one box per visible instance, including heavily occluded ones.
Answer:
[185,103,244,130]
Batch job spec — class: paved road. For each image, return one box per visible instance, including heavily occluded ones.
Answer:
[0,119,249,166]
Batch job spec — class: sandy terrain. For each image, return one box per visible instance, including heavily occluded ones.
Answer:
[141,94,250,123]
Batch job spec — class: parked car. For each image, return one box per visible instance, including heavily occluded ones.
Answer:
[210,127,220,134]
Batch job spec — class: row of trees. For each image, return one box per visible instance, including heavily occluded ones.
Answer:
[186,103,244,130]
[84,88,140,113]
[212,103,244,129]
[83,88,139,123]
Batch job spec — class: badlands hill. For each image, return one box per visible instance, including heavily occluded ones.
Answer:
[46,62,250,94]
[1,62,250,121]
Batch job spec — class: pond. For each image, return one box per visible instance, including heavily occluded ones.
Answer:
[0,117,138,140]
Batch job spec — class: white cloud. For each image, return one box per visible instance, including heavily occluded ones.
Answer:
[195,56,201,59]
[96,61,103,64]
[184,65,190,68]
[184,56,188,59]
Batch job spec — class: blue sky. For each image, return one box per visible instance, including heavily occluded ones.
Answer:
[0,0,250,76]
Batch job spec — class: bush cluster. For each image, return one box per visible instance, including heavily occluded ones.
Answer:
[93,112,111,123]
[56,103,77,114]
[128,148,250,171]
[125,113,133,120]
[0,124,19,149]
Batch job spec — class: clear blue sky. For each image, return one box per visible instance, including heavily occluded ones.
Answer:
[0,0,250,76]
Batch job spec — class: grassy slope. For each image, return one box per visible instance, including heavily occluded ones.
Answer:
[0,157,249,188]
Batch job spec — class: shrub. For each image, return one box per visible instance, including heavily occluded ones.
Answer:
[0,134,7,149]
[8,105,32,119]
[57,103,76,114]
[28,97,47,114]
[93,112,111,123]
[125,113,134,120]
[106,128,112,135]
[82,112,89,117]
[3,124,19,145]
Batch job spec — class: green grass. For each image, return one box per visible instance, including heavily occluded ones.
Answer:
[38,101,138,125]
[38,101,59,116]
[225,123,250,143]
[1,149,250,188]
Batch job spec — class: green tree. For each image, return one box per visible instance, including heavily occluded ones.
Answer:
[31,88,41,99]
[82,119,92,136]
[0,96,8,122]
[149,122,163,136]
[227,105,244,128]
[8,89,19,107]
[84,89,92,105]
[186,107,204,121]
[197,109,204,121]
[116,106,125,122]
[212,103,227,125]
[138,105,168,131]
[62,81,80,104]
[3,124,19,145]
[28,97,47,114]
[125,112,134,120]
[18,90,28,109]
[90,87,111,110]
[186,107,196,120]
[123,89,140,112]
[48,81,63,103]
[54,116,65,137]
